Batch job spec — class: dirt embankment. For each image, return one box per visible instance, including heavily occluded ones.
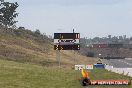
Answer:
[0,28,98,68]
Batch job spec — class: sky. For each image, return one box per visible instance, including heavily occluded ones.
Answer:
[5,0,132,38]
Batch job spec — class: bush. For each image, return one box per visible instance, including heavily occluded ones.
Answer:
[87,52,94,57]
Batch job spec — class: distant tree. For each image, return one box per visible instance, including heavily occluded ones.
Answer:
[34,29,40,35]
[18,26,25,30]
[108,35,111,39]
[92,37,100,42]
[87,52,94,57]
[130,37,132,41]
[0,0,19,28]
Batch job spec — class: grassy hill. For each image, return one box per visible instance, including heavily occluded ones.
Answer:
[0,27,99,68]
[0,28,132,88]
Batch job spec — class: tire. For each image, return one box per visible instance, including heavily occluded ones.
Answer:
[80,78,91,86]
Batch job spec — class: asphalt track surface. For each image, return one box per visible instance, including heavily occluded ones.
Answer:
[102,59,132,68]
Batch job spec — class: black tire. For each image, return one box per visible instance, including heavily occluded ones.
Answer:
[80,78,91,86]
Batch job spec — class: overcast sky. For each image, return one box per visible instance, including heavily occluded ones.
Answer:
[6,0,132,38]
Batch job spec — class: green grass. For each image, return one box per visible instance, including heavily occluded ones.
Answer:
[0,59,131,88]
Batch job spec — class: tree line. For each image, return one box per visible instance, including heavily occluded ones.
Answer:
[0,0,18,28]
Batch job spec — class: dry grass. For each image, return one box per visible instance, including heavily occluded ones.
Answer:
[0,33,98,68]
